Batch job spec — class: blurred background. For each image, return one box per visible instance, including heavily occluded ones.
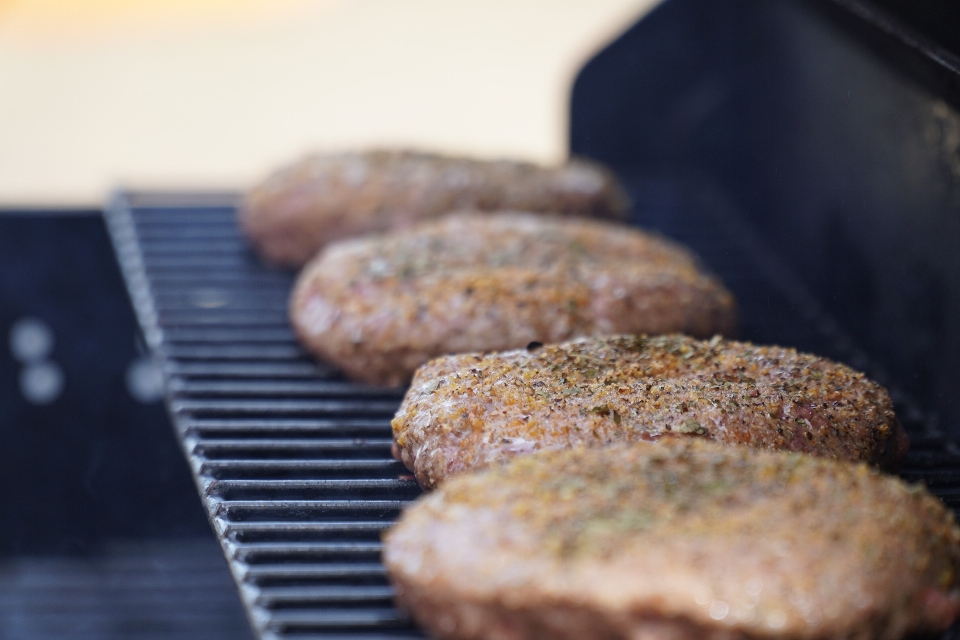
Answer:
[0,0,656,205]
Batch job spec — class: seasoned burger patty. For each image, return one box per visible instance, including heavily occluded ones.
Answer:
[392,334,907,488]
[239,149,629,266]
[384,440,960,640]
[290,213,736,386]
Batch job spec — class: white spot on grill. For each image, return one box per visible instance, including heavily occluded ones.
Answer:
[126,357,165,403]
[9,317,54,363]
[189,288,228,309]
[20,361,64,405]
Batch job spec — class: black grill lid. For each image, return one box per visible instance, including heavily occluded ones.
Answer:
[105,186,960,639]
[571,0,960,436]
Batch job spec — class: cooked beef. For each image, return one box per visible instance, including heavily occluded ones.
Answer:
[290,213,736,386]
[384,439,960,640]
[239,149,629,266]
[392,334,907,488]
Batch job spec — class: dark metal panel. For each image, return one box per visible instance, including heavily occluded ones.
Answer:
[571,0,960,437]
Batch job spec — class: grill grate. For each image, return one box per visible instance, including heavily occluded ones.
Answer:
[106,185,960,640]
[106,193,422,640]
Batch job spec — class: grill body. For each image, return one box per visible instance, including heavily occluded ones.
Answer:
[106,194,422,640]
[572,0,960,437]
[107,184,960,640]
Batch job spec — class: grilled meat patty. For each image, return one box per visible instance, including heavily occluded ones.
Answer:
[290,213,736,386]
[392,334,907,489]
[384,439,960,640]
[239,149,629,266]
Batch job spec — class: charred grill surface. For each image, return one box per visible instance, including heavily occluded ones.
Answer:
[105,183,960,640]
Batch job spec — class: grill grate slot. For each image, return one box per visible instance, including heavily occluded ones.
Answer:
[158,311,293,325]
[106,187,960,640]
[182,419,394,438]
[172,401,400,421]
[209,480,420,502]
[173,381,402,398]
[195,439,396,457]
[200,460,406,480]
[223,522,393,543]
[169,362,331,379]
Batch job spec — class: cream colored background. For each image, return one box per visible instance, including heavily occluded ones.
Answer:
[0,0,657,206]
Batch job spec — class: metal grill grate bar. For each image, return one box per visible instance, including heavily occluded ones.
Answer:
[256,585,396,605]
[158,311,292,325]
[163,345,308,361]
[211,479,417,491]
[172,399,399,415]
[164,328,297,342]
[200,460,405,477]
[265,609,409,628]
[235,541,383,553]
[242,564,388,583]
[168,362,329,379]
[182,419,393,436]
[223,522,393,535]
[195,439,395,454]
[173,381,402,398]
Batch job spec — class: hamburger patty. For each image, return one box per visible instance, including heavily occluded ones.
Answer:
[392,334,907,488]
[290,213,736,386]
[384,440,960,640]
[239,149,629,266]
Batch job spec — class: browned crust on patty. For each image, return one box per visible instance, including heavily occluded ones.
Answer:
[384,440,960,640]
[290,213,737,386]
[239,149,630,266]
[392,334,907,488]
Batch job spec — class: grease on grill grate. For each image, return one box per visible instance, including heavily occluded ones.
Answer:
[106,188,960,640]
